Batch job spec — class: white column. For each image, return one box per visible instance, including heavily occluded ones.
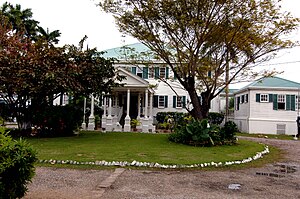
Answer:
[106,96,113,131]
[102,96,107,130]
[124,89,131,132]
[137,93,141,120]
[142,90,149,132]
[88,95,95,130]
[81,97,86,130]
[148,92,155,133]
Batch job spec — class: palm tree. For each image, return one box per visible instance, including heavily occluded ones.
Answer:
[1,2,39,39]
[37,26,61,45]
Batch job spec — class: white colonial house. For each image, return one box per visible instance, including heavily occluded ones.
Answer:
[234,76,300,135]
[90,43,222,132]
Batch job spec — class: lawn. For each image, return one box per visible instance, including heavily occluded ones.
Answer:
[237,132,297,140]
[26,131,273,167]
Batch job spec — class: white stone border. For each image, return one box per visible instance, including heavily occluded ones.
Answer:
[38,146,269,169]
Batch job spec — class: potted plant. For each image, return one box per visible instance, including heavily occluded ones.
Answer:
[130,119,141,131]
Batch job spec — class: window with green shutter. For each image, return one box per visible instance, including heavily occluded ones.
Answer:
[164,96,168,108]
[291,95,296,111]
[256,93,260,102]
[153,95,158,107]
[142,67,148,79]
[273,94,278,110]
[131,67,137,75]
[154,67,159,79]
[173,96,176,108]
[166,67,169,79]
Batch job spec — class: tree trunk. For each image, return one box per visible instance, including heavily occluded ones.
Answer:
[186,88,204,120]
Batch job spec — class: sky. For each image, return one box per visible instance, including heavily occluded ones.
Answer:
[4,0,300,88]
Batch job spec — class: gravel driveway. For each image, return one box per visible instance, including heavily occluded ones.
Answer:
[25,138,300,199]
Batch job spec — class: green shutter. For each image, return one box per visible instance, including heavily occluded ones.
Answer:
[166,67,169,79]
[164,96,168,108]
[142,67,148,79]
[273,94,278,110]
[237,97,240,110]
[131,67,137,75]
[154,67,159,79]
[291,95,296,111]
[256,94,260,102]
[153,95,158,107]
[269,94,273,102]
[286,95,291,110]
[182,96,186,108]
[173,96,176,108]
[245,94,248,103]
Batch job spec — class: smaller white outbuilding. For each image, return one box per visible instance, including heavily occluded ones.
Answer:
[234,76,300,135]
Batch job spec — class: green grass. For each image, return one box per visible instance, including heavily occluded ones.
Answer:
[25,131,277,168]
[237,132,297,140]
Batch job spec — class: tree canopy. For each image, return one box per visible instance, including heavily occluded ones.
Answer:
[100,0,299,119]
[0,9,122,128]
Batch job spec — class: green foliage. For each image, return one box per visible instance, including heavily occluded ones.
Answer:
[130,119,141,128]
[31,104,83,137]
[169,119,220,146]
[169,119,238,147]
[0,132,37,198]
[220,121,239,144]
[156,112,188,128]
[208,112,224,125]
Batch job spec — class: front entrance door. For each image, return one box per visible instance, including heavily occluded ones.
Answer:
[130,95,138,119]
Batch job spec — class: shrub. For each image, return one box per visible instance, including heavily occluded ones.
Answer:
[220,121,239,144]
[169,119,221,146]
[208,112,224,125]
[156,112,188,129]
[31,104,82,137]
[0,132,37,198]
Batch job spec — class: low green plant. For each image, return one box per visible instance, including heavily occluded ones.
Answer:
[130,119,141,129]
[220,121,239,144]
[169,119,223,146]
[0,132,37,198]
[169,119,238,147]
[208,112,224,125]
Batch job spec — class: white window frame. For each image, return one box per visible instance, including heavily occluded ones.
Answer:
[149,67,154,79]
[158,96,165,108]
[260,94,269,102]
[159,67,166,78]
[176,96,183,108]
[277,94,285,110]
[136,67,143,78]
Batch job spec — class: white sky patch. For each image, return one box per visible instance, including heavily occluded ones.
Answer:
[4,0,300,88]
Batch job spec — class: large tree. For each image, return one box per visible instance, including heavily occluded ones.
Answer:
[0,15,122,129]
[100,0,299,119]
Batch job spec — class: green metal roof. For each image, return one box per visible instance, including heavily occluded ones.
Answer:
[241,76,300,90]
[102,43,151,59]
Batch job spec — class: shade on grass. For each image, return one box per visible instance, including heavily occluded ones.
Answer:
[27,132,266,165]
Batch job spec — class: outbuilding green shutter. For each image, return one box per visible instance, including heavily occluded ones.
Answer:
[131,67,137,75]
[256,94,260,102]
[273,94,278,110]
[291,95,296,111]
[153,95,158,107]
[286,95,291,110]
[142,67,148,79]
[154,67,159,79]
[164,96,168,108]
[166,67,169,79]
[182,96,186,108]
[237,97,240,110]
[269,94,273,103]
